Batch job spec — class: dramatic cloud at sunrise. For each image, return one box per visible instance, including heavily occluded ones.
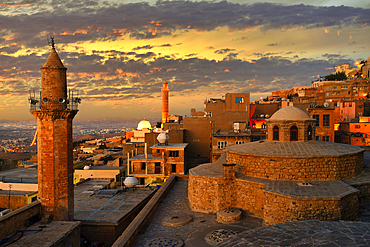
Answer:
[0,0,369,120]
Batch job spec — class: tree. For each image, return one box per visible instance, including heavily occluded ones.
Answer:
[324,72,347,81]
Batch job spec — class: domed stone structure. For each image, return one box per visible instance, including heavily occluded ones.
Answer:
[189,106,366,225]
[137,120,152,130]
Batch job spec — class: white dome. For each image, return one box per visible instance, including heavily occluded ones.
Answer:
[137,120,152,130]
[269,106,311,120]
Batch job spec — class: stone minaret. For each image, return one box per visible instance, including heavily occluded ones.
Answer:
[162,81,169,126]
[30,45,78,221]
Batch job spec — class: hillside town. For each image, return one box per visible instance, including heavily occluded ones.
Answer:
[1,46,370,246]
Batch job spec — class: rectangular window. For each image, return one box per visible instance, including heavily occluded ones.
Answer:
[341,86,348,89]
[323,115,330,127]
[141,162,146,170]
[313,115,320,127]
[169,150,179,157]
[332,86,337,89]
[235,97,244,103]
[217,141,227,149]
[323,136,330,142]
[171,164,176,173]
[155,162,161,174]
[140,177,145,185]
[355,125,361,129]
[349,102,352,107]
[236,141,245,145]
[315,136,320,140]
[156,149,160,154]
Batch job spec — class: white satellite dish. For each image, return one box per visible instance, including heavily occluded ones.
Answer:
[324,102,329,108]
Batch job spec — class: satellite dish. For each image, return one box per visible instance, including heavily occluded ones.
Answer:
[260,114,265,118]
[265,114,269,118]
[324,102,329,108]
[59,98,66,103]
[42,97,48,103]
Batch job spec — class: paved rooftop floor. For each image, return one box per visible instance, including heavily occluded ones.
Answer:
[6,220,80,247]
[132,180,263,247]
[228,140,364,157]
[74,180,155,222]
[218,220,370,246]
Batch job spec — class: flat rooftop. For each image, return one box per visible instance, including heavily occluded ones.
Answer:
[227,140,364,157]
[0,167,38,183]
[75,165,125,171]
[74,180,155,223]
[6,220,80,247]
[152,143,188,148]
[132,180,263,247]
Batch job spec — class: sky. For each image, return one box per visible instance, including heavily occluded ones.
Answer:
[0,0,369,121]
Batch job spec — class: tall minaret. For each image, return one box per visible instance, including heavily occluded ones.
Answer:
[162,81,169,126]
[30,40,78,221]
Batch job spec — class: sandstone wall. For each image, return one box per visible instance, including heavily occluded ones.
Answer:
[227,152,363,181]
[263,191,358,226]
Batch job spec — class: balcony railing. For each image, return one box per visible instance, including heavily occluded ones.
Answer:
[29,90,81,111]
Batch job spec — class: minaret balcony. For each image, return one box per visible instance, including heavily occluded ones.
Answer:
[28,90,80,111]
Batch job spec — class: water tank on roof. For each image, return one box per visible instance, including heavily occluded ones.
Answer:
[124,177,138,188]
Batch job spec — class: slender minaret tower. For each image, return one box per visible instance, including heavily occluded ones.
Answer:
[162,81,169,126]
[30,39,78,221]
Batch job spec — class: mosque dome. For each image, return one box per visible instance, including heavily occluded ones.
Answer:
[269,106,311,121]
[137,120,152,130]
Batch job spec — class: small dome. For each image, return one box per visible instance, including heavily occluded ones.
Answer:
[137,120,152,130]
[269,106,311,120]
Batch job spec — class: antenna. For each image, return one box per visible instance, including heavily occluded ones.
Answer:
[47,35,55,49]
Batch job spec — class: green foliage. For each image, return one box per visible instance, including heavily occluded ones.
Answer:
[324,72,347,81]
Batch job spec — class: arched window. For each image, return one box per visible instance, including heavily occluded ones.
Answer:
[273,126,279,140]
[307,125,312,140]
[290,126,298,141]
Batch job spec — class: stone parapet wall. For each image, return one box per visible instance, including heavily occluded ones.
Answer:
[189,175,264,217]
[0,201,41,240]
[188,174,224,214]
[189,173,360,226]
[263,191,358,225]
[227,151,363,181]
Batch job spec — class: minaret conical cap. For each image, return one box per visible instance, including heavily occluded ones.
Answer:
[42,48,65,68]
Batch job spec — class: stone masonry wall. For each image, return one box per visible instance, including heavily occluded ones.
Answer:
[263,191,358,226]
[227,151,363,181]
[188,174,264,217]
[0,201,41,240]
[235,179,264,217]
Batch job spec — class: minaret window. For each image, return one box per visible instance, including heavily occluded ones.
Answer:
[290,126,298,141]
[273,126,279,141]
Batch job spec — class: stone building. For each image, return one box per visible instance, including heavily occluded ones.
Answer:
[128,142,187,185]
[184,93,250,161]
[189,106,365,226]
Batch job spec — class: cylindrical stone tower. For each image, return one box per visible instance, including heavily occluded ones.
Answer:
[162,81,169,125]
[30,46,78,221]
